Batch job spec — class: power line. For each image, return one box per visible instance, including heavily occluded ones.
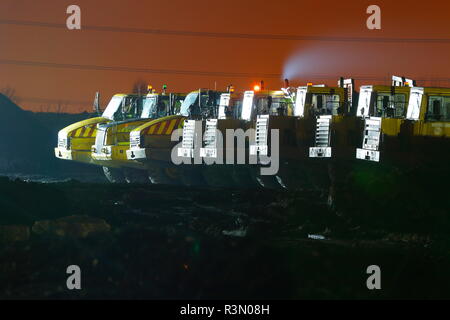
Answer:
[3,58,450,88]
[2,19,450,44]
[3,58,450,84]
[0,58,282,78]
[0,58,392,81]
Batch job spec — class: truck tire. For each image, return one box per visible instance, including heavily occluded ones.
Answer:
[123,168,150,184]
[249,166,283,190]
[147,166,173,185]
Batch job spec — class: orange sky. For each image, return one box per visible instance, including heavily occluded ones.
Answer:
[1,0,450,113]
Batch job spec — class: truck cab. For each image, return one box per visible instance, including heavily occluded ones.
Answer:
[194,88,295,188]
[55,94,144,165]
[91,93,185,167]
[125,89,223,184]
[244,83,351,189]
[127,89,223,162]
[355,77,415,162]
[374,86,450,167]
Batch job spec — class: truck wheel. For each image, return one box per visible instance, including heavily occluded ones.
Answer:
[147,166,173,185]
[102,166,125,183]
[250,166,283,190]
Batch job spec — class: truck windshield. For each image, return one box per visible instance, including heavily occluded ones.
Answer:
[102,96,124,120]
[374,93,407,118]
[314,94,340,116]
[179,92,199,116]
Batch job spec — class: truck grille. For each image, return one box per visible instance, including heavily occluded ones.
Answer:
[309,115,332,158]
[203,119,217,149]
[200,119,218,158]
[177,120,197,158]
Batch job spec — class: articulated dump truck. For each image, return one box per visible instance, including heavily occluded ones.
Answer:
[126,81,355,189]
[191,88,296,188]
[126,89,224,185]
[55,94,145,166]
[244,80,356,190]
[356,84,450,168]
[55,76,449,192]
[91,93,186,183]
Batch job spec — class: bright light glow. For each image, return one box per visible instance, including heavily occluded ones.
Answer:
[253,85,261,92]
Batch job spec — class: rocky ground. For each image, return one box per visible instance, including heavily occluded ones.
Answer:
[0,177,450,299]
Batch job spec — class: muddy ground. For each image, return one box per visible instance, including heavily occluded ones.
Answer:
[0,176,449,300]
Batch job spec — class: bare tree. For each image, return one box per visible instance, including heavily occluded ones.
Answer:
[0,86,21,104]
[56,101,64,114]
[132,79,148,95]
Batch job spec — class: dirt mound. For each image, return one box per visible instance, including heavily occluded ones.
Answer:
[0,94,55,172]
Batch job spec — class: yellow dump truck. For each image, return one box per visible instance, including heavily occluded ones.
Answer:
[55,94,145,166]
[243,83,351,189]
[356,85,450,166]
[193,88,294,188]
[126,89,224,184]
[307,79,412,163]
[90,93,185,183]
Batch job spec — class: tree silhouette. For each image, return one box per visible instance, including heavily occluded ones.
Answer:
[132,79,148,95]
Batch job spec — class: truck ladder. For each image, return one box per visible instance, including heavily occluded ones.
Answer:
[309,115,332,158]
[356,117,382,162]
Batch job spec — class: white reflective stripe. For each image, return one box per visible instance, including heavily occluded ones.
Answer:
[294,87,308,117]
[218,94,230,119]
[241,91,254,121]
[406,87,424,120]
[357,86,373,117]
